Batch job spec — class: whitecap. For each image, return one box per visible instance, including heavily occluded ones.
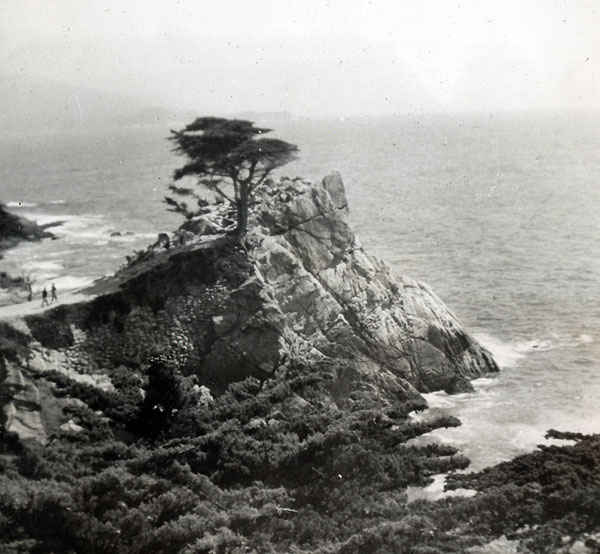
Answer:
[470,376,500,389]
[108,234,140,243]
[24,213,114,244]
[507,424,549,451]
[44,249,78,258]
[21,212,71,226]
[17,212,153,247]
[577,333,594,344]
[50,275,94,291]
[422,390,456,409]
[19,260,63,283]
[474,332,527,368]
[22,260,64,273]
[5,201,38,208]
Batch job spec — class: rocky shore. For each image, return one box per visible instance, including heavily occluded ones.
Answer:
[0,175,595,553]
[0,203,59,254]
[0,173,497,444]
[0,204,60,305]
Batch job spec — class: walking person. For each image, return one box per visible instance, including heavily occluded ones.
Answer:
[27,281,33,302]
[51,283,58,303]
[41,287,49,307]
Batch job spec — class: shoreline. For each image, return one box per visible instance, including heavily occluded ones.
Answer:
[1,172,598,550]
[0,204,63,305]
[0,204,60,254]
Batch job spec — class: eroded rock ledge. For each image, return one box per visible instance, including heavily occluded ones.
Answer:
[0,173,497,442]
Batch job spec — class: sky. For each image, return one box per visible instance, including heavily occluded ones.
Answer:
[1,0,599,118]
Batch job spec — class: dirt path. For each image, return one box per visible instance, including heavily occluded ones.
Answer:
[0,290,94,320]
[0,236,223,322]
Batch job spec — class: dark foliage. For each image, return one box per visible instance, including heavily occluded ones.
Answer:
[42,370,140,433]
[3,356,599,552]
[138,357,187,438]
[24,313,74,349]
[0,321,31,361]
[168,117,298,236]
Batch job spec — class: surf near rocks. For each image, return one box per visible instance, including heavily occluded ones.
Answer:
[0,172,498,443]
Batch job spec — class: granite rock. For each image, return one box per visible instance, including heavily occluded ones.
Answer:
[0,173,498,441]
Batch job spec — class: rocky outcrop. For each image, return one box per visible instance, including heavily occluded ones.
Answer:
[1,356,46,443]
[0,203,59,254]
[249,173,497,398]
[0,173,498,441]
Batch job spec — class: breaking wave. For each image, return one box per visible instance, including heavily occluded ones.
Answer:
[5,201,38,208]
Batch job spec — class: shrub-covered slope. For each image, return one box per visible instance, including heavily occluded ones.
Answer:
[1,363,599,553]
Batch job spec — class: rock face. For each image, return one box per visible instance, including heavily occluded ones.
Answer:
[249,173,497,397]
[0,173,498,441]
[1,356,46,443]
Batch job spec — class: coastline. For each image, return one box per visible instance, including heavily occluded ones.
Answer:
[0,203,60,254]
[0,174,598,552]
[0,204,63,305]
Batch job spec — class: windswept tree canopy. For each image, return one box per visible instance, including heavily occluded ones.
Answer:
[167,117,299,236]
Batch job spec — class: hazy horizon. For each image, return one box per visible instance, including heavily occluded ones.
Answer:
[2,0,600,128]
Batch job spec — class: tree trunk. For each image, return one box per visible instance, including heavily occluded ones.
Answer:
[236,187,249,237]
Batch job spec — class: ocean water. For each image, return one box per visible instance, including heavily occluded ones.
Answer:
[1,112,600,475]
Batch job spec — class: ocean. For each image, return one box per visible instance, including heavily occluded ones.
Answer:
[1,112,599,480]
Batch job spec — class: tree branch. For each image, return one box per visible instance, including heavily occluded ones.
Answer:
[245,160,258,186]
[212,184,235,204]
[233,178,239,202]
[249,167,274,193]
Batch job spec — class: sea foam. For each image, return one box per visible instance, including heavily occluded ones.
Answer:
[474,333,527,368]
[6,201,38,208]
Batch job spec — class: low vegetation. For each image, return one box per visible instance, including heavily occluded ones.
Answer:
[2,352,599,552]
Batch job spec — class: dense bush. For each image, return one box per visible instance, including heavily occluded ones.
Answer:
[3,359,600,552]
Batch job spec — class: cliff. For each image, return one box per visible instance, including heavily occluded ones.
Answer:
[0,173,497,443]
